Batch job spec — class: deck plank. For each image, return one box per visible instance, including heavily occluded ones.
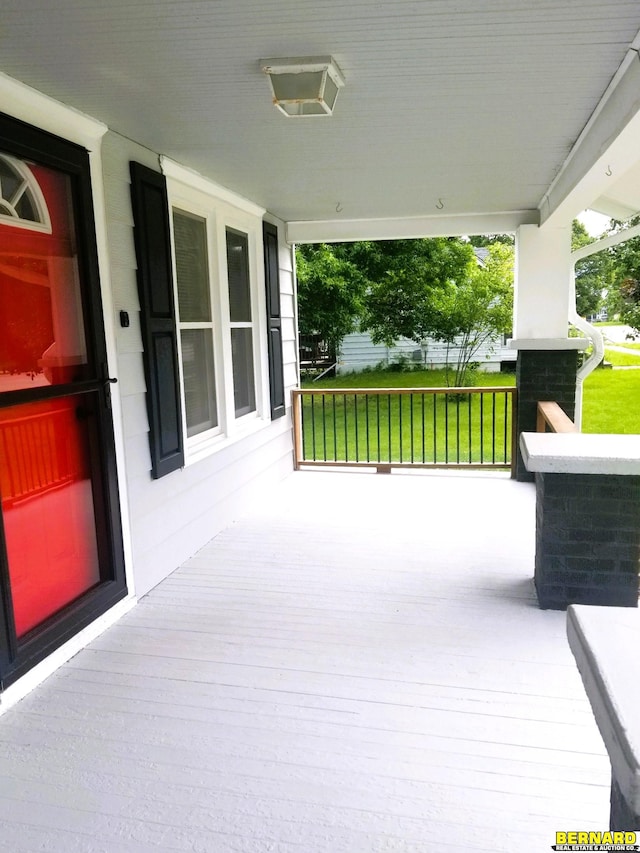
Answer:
[0,470,610,851]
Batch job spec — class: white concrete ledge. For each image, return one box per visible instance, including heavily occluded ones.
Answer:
[520,432,640,475]
[567,605,640,814]
[508,337,589,350]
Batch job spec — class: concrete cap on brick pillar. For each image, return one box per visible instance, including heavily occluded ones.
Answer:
[520,432,640,476]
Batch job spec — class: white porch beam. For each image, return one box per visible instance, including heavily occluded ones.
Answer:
[286,210,538,245]
[539,39,640,228]
[512,224,572,342]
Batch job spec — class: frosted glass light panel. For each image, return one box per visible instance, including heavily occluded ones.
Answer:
[260,56,345,117]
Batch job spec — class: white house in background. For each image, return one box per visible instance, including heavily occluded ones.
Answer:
[0,2,640,705]
[337,332,516,374]
[337,248,517,374]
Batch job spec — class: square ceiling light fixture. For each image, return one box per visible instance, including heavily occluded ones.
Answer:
[260,56,345,117]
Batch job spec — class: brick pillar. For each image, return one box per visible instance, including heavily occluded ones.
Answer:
[610,776,640,832]
[535,472,640,610]
[515,350,579,481]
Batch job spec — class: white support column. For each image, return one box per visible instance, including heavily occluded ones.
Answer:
[512,223,572,343]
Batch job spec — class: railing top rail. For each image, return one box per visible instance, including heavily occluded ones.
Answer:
[293,386,516,397]
[536,401,578,434]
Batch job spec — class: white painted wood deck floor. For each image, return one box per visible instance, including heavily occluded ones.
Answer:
[0,470,611,853]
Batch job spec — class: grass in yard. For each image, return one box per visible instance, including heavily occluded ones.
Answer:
[305,367,516,390]
[582,368,640,434]
[603,348,640,367]
[299,366,638,465]
[301,369,515,466]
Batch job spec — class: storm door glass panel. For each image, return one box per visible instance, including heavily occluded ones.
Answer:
[226,229,256,417]
[173,209,218,438]
[0,155,89,393]
[0,396,100,638]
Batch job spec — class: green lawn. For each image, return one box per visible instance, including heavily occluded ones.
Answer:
[299,366,638,465]
[301,369,516,467]
[603,348,640,367]
[306,367,516,390]
[582,368,640,434]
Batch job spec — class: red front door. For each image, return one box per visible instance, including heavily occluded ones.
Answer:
[0,118,126,685]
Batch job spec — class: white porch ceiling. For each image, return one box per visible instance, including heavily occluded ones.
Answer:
[2,1,640,234]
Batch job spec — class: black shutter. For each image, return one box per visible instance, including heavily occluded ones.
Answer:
[130,162,185,477]
[263,221,286,419]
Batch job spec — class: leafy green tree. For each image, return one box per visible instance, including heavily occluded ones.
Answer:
[468,234,515,248]
[296,237,514,386]
[606,216,640,330]
[295,243,366,359]
[361,238,477,347]
[425,243,514,386]
[571,219,611,318]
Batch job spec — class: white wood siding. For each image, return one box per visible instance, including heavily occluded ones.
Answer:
[101,133,295,598]
[338,331,517,375]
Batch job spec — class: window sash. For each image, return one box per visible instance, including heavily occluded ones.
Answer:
[226,228,256,418]
[172,206,220,441]
[180,328,218,437]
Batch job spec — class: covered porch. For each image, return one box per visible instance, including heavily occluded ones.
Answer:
[0,470,610,852]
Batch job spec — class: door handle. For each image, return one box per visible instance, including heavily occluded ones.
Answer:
[103,376,118,409]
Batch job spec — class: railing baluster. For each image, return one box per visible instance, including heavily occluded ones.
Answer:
[311,394,316,461]
[366,394,370,462]
[503,391,508,464]
[445,393,449,463]
[387,394,392,463]
[480,392,484,464]
[333,395,337,461]
[492,392,496,464]
[456,394,460,464]
[377,395,381,463]
[399,394,403,463]
[322,394,327,460]
[421,393,426,463]
[343,393,348,462]
[433,391,437,464]
[354,393,359,462]
[468,392,472,463]
[410,393,414,463]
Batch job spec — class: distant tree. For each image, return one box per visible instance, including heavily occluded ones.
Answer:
[468,234,515,248]
[425,243,514,386]
[606,217,640,330]
[296,237,514,385]
[295,243,366,359]
[361,238,476,347]
[571,219,610,318]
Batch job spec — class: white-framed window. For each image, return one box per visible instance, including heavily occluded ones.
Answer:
[226,227,256,418]
[172,208,219,439]
[165,162,268,461]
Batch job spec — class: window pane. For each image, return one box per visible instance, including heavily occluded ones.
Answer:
[180,329,217,436]
[0,156,89,392]
[226,229,251,322]
[173,210,211,322]
[231,328,256,417]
